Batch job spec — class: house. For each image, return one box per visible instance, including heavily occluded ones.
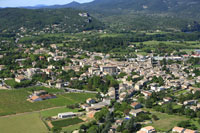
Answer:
[172,127,185,133]
[172,127,198,133]
[131,102,142,109]
[184,129,198,133]
[81,104,90,109]
[15,75,27,83]
[56,83,64,89]
[109,125,118,133]
[58,112,76,119]
[30,96,42,102]
[184,100,197,106]
[141,91,152,99]
[135,83,143,90]
[107,87,116,99]
[163,97,172,103]
[119,92,127,101]
[129,109,144,117]
[86,98,96,104]
[115,119,123,126]
[86,105,105,112]
[33,90,47,96]
[137,126,156,133]
[0,65,5,71]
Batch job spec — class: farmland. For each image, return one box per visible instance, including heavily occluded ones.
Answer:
[52,117,84,128]
[0,88,95,116]
[0,113,48,133]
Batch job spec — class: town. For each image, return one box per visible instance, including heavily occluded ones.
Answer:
[0,35,200,132]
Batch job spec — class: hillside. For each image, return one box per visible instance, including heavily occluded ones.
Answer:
[78,0,200,18]
[28,0,200,31]
[0,8,103,33]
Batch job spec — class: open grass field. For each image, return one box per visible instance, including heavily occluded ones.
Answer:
[52,117,84,128]
[0,88,95,116]
[0,113,48,133]
[144,109,189,132]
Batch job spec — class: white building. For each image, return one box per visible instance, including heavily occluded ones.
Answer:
[58,112,76,119]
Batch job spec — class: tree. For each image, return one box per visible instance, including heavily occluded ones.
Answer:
[80,124,87,131]
[87,125,99,133]
[164,103,173,114]
[94,107,109,122]
[152,115,159,121]
[51,127,62,133]
[125,118,136,132]
[145,100,153,108]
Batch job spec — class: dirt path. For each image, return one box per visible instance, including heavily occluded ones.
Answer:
[0,106,66,118]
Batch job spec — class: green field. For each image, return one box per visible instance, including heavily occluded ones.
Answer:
[40,107,79,118]
[144,109,189,131]
[5,79,18,87]
[52,117,84,128]
[0,113,48,133]
[0,88,95,116]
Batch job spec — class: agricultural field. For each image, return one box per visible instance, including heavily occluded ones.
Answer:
[0,88,95,116]
[0,113,48,133]
[52,117,84,128]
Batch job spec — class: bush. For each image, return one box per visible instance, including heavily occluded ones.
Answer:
[152,115,159,121]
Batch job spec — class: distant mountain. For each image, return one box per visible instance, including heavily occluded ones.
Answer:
[0,8,103,33]
[21,1,81,9]
[22,4,48,9]
[76,0,200,18]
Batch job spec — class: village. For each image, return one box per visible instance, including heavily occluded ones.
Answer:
[0,40,200,133]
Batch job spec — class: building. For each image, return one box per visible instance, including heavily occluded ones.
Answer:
[86,98,96,104]
[0,65,5,71]
[129,109,144,117]
[30,96,42,102]
[32,90,48,96]
[15,75,27,83]
[172,127,198,133]
[184,129,198,133]
[86,105,105,112]
[184,100,197,106]
[137,126,156,133]
[100,66,118,75]
[58,112,76,119]
[131,102,142,109]
[163,97,172,103]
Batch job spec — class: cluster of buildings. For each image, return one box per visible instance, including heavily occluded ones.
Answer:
[28,90,56,102]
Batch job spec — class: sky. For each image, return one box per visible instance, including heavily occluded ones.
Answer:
[0,0,93,7]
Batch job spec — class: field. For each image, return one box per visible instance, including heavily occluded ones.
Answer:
[145,109,189,131]
[0,88,95,116]
[52,117,84,128]
[40,107,79,118]
[0,113,48,133]
[5,79,18,87]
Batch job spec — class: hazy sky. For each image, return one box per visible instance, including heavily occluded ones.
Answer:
[0,0,93,7]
